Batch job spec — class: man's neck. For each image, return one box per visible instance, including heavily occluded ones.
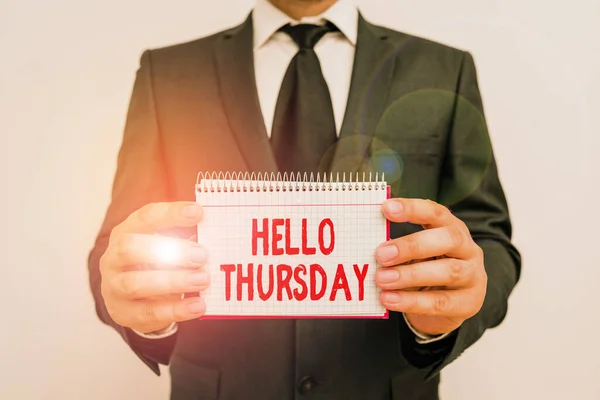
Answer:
[268,0,339,20]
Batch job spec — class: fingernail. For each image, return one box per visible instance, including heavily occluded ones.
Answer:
[188,272,208,286]
[376,244,398,263]
[382,292,402,304]
[182,204,201,218]
[189,246,207,264]
[384,200,403,215]
[376,269,400,283]
[188,300,205,314]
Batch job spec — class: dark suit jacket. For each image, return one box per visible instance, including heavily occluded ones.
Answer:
[88,13,521,400]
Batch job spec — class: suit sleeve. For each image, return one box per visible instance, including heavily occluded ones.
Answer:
[87,50,177,375]
[398,51,522,377]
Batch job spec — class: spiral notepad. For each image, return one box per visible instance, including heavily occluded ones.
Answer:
[196,172,389,318]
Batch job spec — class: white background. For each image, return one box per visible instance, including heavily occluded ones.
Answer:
[1,0,599,399]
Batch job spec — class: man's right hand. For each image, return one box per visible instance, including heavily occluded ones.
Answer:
[99,202,210,334]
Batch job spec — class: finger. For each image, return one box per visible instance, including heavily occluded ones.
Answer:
[105,234,207,270]
[126,296,207,329]
[382,198,459,229]
[111,269,210,299]
[115,202,203,235]
[380,289,476,317]
[375,225,474,266]
[375,258,474,290]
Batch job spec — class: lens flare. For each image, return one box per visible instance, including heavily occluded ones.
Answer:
[374,89,492,206]
[154,237,182,264]
[369,148,404,184]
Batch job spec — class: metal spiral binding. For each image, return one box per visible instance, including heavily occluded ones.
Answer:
[196,172,386,193]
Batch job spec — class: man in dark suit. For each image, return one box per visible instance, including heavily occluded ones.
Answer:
[89,0,521,398]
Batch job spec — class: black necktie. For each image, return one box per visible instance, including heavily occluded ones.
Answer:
[271,22,339,175]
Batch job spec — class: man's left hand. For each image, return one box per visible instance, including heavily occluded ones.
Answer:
[375,198,487,336]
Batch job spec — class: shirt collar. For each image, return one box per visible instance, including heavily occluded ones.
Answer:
[253,0,358,49]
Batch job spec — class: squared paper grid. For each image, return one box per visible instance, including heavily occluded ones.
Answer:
[196,180,388,318]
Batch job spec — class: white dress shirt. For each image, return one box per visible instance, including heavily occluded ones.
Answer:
[253,0,357,137]
[136,0,449,345]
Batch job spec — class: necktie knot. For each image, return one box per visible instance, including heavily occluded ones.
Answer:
[278,22,338,50]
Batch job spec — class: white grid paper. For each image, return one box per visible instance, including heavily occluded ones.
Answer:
[196,179,388,318]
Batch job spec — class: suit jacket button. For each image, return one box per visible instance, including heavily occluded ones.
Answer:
[298,376,316,394]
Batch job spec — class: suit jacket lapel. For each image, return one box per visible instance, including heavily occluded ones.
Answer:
[214,14,279,174]
[330,14,396,176]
